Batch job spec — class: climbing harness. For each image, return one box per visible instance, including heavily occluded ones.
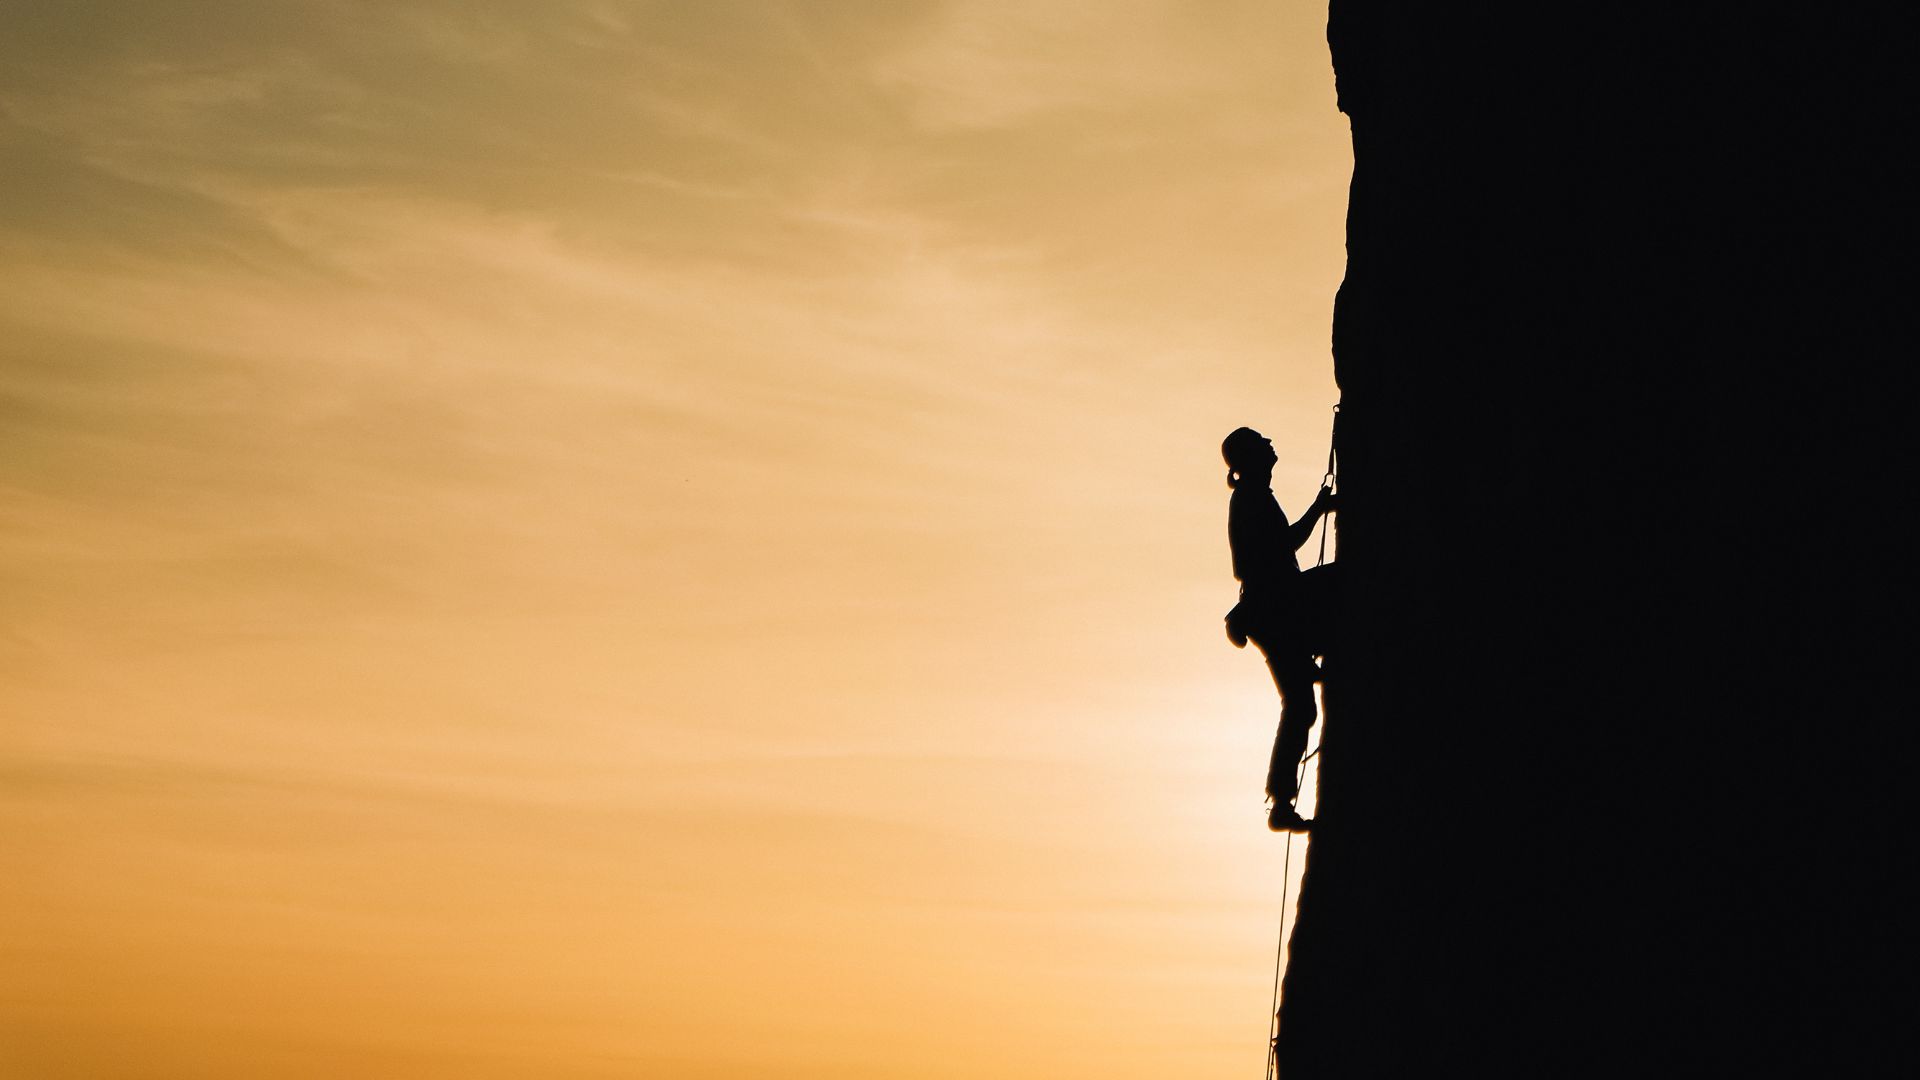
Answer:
[1267,404,1340,1079]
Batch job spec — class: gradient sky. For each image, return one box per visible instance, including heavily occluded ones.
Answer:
[1,3,1348,1076]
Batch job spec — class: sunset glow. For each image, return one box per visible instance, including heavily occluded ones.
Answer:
[2,3,1347,1076]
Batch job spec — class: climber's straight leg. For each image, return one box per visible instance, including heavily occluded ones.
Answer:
[1255,637,1319,808]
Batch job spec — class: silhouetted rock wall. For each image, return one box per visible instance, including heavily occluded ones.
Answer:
[1278,5,1908,1075]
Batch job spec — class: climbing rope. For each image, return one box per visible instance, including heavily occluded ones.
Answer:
[1264,751,1311,1080]
[1315,403,1340,569]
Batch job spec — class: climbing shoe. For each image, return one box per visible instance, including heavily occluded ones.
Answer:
[1268,804,1312,833]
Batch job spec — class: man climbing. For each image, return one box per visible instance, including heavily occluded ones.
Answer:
[1220,426,1338,833]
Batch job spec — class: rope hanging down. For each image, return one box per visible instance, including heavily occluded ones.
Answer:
[1264,752,1310,1080]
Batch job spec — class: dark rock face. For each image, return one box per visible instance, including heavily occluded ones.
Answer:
[1280,5,1908,1075]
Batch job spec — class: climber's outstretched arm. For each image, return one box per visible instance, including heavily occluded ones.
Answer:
[1286,486,1336,552]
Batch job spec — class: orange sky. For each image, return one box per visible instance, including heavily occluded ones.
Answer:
[1,3,1348,1076]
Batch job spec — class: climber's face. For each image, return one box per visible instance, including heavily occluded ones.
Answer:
[1251,436,1276,469]
[1223,427,1278,475]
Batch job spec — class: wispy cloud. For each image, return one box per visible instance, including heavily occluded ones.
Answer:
[868,0,1296,131]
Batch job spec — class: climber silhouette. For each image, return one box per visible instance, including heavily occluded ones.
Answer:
[1221,426,1338,833]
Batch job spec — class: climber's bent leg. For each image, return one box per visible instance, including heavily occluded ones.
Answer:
[1297,563,1341,661]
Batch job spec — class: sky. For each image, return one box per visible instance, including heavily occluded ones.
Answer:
[0,2,1349,1076]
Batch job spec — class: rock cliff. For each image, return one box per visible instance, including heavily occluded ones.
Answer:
[1278,5,1908,1075]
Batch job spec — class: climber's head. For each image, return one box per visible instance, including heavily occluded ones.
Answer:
[1221,427,1276,488]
